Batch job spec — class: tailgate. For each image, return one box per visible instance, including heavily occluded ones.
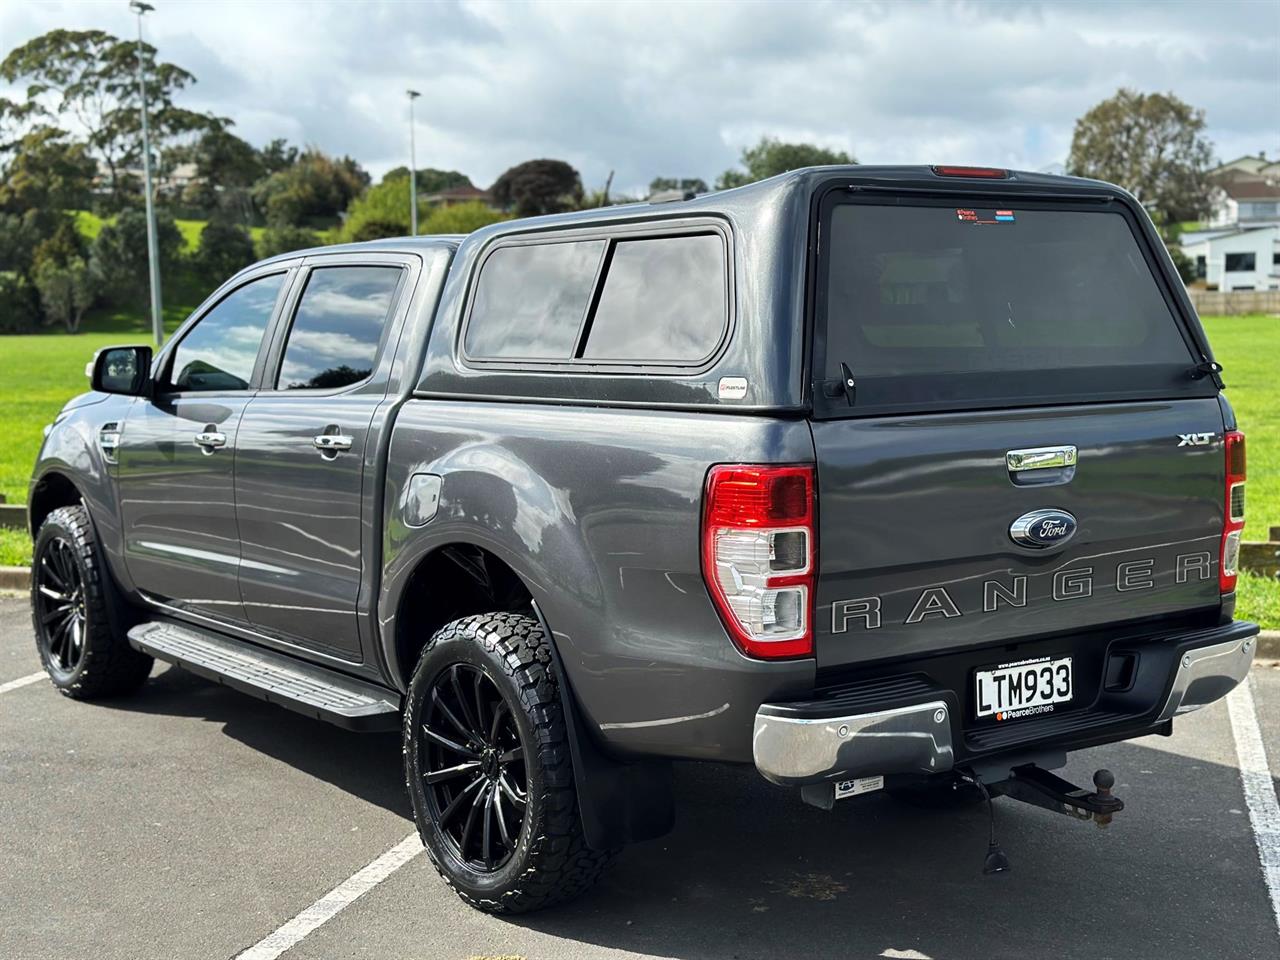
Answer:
[808,186,1226,670]
[812,400,1225,668]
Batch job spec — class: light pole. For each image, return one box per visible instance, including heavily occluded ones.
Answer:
[130,0,163,347]
[407,89,420,236]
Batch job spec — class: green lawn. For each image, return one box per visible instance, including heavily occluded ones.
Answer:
[1,315,1278,631]
[72,209,266,253]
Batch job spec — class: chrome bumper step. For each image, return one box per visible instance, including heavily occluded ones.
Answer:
[128,620,401,731]
[754,620,1259,788]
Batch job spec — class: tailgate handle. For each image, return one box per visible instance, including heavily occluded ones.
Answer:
[1007,445,1077,472]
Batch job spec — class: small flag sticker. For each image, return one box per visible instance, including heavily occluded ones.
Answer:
[995,209,1016,221]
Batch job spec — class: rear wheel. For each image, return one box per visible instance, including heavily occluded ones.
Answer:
[403,612,612,913]
[31,505,152,698]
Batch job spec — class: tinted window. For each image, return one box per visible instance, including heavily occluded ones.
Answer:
[582,234,726,361]
[170,273,284,391]
[1225,252,1256,272]
[465,240,604,358]
[277,266,402,389]
[819,203,1201,412]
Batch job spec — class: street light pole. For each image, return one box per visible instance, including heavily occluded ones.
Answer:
[407,89,421,236]
[130,0,163,347]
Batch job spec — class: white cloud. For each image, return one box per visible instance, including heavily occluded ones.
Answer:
[2,0,1276,195]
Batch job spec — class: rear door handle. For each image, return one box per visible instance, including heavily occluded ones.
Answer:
[194,430,227,452]
[313,434,353,453]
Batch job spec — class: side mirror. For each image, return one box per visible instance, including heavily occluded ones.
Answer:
[90,345,153,396]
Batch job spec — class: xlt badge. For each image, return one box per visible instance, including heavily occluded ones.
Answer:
[1010,508,1078,549]
[1178,432,1215,447]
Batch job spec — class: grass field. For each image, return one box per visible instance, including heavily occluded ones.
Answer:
[72,209,266,251]
[1,314,1277,627]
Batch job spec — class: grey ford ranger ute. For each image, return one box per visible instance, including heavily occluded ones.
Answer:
[29,164,1259,911]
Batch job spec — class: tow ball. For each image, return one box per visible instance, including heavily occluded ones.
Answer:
[959,765,1124,875]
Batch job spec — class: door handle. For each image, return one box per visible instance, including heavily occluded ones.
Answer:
[194,430,227,452]
[313,434,353,453]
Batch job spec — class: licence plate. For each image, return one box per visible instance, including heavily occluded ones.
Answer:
[974,655,1072,720]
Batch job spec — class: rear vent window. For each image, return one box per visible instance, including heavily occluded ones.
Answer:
[817,201,1208,415]
[581,234,726,362]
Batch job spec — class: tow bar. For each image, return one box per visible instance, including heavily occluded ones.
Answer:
[959,764,1124,875]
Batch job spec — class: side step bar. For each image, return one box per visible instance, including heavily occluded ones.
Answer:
[128,620,401,731]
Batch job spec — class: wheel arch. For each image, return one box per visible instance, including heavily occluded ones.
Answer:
[387,538,674,851]
[28,470,84,538]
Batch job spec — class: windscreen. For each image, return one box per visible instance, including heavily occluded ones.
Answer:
[818,201,1207,414]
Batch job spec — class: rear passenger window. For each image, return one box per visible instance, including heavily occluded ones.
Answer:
[582,234,726,361]
[465,240,604,359]
[277,265,402,390]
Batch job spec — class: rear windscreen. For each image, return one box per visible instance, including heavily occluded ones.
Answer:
[818,201,1209,414]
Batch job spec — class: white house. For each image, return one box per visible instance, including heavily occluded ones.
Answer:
[1180,224,1280,290]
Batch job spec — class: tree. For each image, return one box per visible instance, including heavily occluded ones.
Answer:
[423,201,509,235]
[89,208,182,306]
[34,255,96,332]
[196,219,256,281]
[1067,89,1215,223]
[340,177,414,241]
[382,166,473,195]
[257,138,298,175]
[255,224,322,260]
[648,176,709,196]
[31,218,97,331]
[0,126,95,217]
[0,29,225,204]
[490,159,583,216]
[252,148,369,226]
[715,137,854,190]
[182,128,264,215]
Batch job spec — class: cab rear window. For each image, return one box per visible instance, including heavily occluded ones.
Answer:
[816,200,1209,415]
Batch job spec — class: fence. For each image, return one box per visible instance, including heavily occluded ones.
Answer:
[1187,289,1280,316]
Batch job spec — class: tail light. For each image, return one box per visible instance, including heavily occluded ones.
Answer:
[931,165,1009,179]
[702,464,815,659]
[1220,430,1246,593]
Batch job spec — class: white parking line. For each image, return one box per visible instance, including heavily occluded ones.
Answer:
[0,672,46,695]
[234,832,424,960]
[1227,677,1280,939]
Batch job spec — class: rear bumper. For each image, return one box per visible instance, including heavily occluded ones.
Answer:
[753,619,1258,786]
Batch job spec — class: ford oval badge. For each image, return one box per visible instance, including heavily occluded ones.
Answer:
[1010,509,1077,549]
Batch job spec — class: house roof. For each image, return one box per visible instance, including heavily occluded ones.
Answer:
[1212,155,1273,176]
[1222,176,1280,200]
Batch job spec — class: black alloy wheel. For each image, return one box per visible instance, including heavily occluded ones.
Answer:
[419,663,528,871]
[35,535,88,677]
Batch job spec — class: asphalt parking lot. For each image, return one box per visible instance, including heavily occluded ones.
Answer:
[2,595,1278,960]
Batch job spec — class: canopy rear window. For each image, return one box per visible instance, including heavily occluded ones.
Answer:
[815,199,1210,416]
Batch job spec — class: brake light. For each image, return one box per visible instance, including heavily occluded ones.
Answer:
[1220,430,1246,593]
[702,465,816,659]
[931,165,1009,179]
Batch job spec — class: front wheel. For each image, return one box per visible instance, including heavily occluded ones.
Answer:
[31,505,152,698]
[403,612,612,914]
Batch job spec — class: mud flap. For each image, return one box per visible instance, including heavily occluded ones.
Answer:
[532,601,675,850]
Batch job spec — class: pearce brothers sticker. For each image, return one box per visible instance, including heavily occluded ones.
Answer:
[956,207,1016,224]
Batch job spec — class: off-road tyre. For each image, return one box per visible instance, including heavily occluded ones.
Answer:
[403,611,613,914]
[31,504,152,699]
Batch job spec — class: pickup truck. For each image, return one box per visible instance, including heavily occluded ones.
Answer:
[29,165,1258,913]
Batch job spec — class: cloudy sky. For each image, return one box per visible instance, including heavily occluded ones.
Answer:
[2,0,1277,194]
